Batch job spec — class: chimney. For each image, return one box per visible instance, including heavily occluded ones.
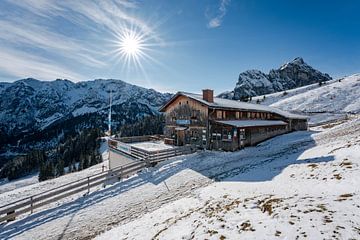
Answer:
[202,89,214,103]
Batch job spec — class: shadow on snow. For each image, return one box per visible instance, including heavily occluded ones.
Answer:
[0,130,335,239]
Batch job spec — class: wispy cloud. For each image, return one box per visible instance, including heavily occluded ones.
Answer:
[0,47,86,81]
[0,0,162,81]
[207,0,231,28]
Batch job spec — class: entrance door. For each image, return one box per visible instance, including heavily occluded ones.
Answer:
[176,130,185,146]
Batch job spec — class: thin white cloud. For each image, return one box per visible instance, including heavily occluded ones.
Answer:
[207,0,231,28]
[0,47,86,81]
[0,0,162,81]
[0,20,105,68]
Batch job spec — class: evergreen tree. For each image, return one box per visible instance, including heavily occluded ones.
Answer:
[56,159,65,176]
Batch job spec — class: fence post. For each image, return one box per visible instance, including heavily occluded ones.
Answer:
[87,177,90,194]
[30,196,34,214]
[145,151,152,167]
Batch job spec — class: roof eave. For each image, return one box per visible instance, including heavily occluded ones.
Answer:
[159,92,211,112]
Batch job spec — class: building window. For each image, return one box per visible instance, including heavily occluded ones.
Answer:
[212,130,221,140]
[239,129,245,140]
[236,112,240,119]
[217,110,222,119]
[222,129,231,140]
[186,101,189,104]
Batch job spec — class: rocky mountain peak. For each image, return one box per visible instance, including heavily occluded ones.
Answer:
[291,57,304,65]
[222,57,332,100]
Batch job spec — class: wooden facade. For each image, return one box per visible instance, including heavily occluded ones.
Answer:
[159,90,308,151]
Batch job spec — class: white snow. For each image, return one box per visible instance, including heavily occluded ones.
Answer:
[97,116,360,240]
[129,141,174,152]
[0,173,39,194]
[250,74,360,125]
[270,74,360,114]
[250,78,340,106]
[1,116,359,240]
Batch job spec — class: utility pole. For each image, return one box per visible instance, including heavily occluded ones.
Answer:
[108,90,112,136]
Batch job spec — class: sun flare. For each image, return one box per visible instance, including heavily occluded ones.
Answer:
[112,26,163,74]
[115,29,146,63]
[120,33,141,56]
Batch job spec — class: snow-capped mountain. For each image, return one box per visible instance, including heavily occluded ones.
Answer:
[218,57,332,100]
[0,78,171,135]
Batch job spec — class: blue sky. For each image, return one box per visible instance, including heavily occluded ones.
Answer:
[0,0,359,93]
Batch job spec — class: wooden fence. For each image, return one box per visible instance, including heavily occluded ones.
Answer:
[0,145,195,223]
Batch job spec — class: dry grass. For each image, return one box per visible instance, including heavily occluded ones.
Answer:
[239,220,255,232]
[307,163,318,170]
[339,160,353,169]
[335,193,353,202]
[207,229,218,236]
[259,198,282,215]
[323,215,333,223]
[333,173,342,180]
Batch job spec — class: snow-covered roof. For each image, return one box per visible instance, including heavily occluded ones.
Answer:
[160,91,308,120]
[215,120,287,128]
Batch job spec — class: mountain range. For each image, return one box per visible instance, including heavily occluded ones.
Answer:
[0,78,171,161]
[218,57,332,100]
[0,78,170,134]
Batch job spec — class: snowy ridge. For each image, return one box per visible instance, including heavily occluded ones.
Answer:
[0,78,171,135]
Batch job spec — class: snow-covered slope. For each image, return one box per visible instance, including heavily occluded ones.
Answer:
[249,78,340,106]
[1,116,359,239]
[270,74,360,114]
[97,116,360,240]
[246,74,360,124]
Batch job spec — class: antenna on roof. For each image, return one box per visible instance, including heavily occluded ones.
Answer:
[108,90,112,136]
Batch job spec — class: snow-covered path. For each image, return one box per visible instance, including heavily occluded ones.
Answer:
[97,117,360,240]
[1,117,359,239]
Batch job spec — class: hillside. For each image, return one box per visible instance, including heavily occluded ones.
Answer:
[247,74,360,124]
[270,74,360,114]
[0,116,359,239]
[218,57,332,100]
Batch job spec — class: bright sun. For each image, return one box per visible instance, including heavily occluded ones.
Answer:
[120,34,141,56]
[116,29,145,62]
[112,27,159,71]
